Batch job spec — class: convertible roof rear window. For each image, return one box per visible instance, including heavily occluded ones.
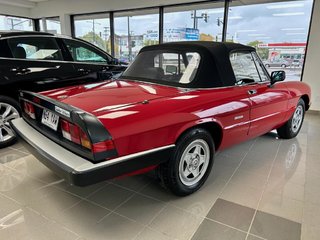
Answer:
[121,50,201,85]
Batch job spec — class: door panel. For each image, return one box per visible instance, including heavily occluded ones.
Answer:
[62,39,125,81]
[248,82,290,137]
[0,58,76,93]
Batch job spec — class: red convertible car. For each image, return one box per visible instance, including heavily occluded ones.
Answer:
[11,42,311,196]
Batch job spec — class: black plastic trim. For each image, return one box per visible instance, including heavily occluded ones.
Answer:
[20,90,118,162]
[14,124,174,186]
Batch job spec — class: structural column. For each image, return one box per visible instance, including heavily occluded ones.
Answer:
[302,1,320,111]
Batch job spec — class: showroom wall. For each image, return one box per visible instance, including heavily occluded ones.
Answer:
[30,0,204,17]
[302,0,319,111]
[0,3,30,17]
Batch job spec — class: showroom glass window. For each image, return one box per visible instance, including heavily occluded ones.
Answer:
[74,13,111,53]
[40,17,61,34]
[227,0,313,81]
[0,15,34,31]
[114,9,159,63]
[163,1,225,42]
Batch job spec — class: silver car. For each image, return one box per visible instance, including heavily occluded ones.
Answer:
[264,59,289,68]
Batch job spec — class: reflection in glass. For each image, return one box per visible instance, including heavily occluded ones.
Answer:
[227,0,313,81]
[40,17,61,34]
[74,14,111,53]
[114,9,159,63]
[0,15,34,31]
[164,2,225,42]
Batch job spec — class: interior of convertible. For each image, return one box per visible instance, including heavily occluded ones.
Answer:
[121,50,201,85]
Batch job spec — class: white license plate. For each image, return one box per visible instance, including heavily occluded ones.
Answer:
[41,109,59,131]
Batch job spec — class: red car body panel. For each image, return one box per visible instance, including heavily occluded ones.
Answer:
[11,42,311,187]
[41,78,310,158]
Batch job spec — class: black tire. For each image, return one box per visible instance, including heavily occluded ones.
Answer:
[281,64,286,68]
[158,128,215,196]
[0,96,21,148]
[277,99,305,139]
[265,64,270,68]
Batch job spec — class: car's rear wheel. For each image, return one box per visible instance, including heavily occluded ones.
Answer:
[281,64,286,68]
[265,64,270,68]
[277,99,305,139]
[0,96,21,148]
[159,128,214,196]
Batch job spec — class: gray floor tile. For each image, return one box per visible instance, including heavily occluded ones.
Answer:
[135,227,175,240]
[54,199,110,237]
[115,194,166,225]
[207,198,255,231]
[250,211,301,240]
[220,181,263,209]
[0,149,29,164]
[246,235,266,240]
[94,212,144,240]
[149,205,203,240]
[87,183,134,210]
[111,174,151,191]
[191,219,247,240]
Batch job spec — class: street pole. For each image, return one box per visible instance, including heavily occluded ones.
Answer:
[127,16,132,62]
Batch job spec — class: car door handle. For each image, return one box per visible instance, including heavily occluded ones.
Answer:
[248,89,257,95]
[10,68,31,75]
[78,68,91,74]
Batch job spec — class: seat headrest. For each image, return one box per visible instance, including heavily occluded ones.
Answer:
[13,46,27,59]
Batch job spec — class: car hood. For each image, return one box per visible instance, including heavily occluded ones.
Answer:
[42,80,183,115]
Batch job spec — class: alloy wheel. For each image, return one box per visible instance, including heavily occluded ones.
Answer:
[291,105,303,134]
[178,139,210,186]
[0,103,20,143]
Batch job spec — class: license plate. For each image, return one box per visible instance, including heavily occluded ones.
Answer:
[41,109,59,131]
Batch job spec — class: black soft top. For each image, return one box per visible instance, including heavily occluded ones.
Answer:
[140,41,256,88]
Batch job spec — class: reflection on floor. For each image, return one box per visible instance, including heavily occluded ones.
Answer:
[0,113,319,240]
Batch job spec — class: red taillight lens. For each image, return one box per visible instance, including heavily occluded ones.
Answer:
[92,140,115,153]
[61,119,91,149]
[60,119,115,154]
[23,102,35,119]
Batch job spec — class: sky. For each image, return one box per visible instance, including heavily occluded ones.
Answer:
[73,0,313,44]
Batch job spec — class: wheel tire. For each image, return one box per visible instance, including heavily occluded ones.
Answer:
[281,64,286,68]
[265,64,270,68]
[0,96,21,148]
[277,99,305,139]
[158,128,215,196]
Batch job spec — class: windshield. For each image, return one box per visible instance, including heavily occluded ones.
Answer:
[121,50,201,85]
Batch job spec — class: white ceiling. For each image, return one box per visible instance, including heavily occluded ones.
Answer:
[0,0,50,8]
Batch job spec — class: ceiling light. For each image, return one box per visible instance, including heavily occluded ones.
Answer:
[207,9,224,14]
[248,33,266,36]
[281,28,305,31]
[266,3,304,9]
[273,12,305,16]
[286,33,306,35]
[229,16,243,20]
[237,29,257,32]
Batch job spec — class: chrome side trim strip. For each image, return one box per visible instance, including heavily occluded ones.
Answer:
[75,144,175,173]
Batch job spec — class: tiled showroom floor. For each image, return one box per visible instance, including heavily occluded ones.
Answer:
[0,113,319,240]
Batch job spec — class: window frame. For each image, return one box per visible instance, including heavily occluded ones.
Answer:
[229,50,264,86]
[62,38,112,64]
[6,36,64,61]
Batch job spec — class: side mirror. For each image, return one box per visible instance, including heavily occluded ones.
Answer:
[270,71,286,85]
[166,65,178,75]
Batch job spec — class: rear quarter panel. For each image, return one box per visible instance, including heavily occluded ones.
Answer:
[97,87,252,156]
[283,81,311,121]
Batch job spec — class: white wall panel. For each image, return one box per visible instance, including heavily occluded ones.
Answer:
[302,0,319,111]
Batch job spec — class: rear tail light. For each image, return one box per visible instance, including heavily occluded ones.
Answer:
[61,119,115,156]
[92,140,115,153]
[61,119,90,149]
[23,102,35,119]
